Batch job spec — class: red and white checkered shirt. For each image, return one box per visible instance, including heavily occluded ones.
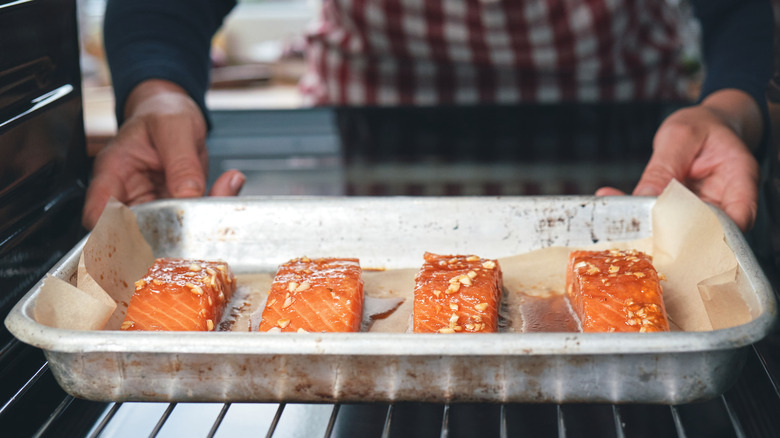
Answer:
[300,0,686,106]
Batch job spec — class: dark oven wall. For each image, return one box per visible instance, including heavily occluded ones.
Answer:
[0,0,94,435]
[0,0,88,324]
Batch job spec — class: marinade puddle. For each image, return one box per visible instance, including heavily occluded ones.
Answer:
[219,270,579,333]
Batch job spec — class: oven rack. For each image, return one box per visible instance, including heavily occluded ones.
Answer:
[1,334,778,438]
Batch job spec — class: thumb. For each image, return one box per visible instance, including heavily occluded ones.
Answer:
[633,143,694,197]
[150,121,208,199]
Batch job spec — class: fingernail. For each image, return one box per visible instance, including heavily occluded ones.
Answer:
[635,186,660,197]
[175,179,202,197]
[230,172,246,192]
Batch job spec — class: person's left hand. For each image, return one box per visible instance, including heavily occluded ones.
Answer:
[597,89,762,232]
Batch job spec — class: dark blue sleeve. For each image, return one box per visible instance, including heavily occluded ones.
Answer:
[693,0,774,156]
[103,0,237,126]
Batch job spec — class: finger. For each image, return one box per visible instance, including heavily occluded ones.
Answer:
[82,163,128,230]
[209,170,246,197]
[722,199,757,232]
[148,115,208,198]
[634,123,703,197]
[719,174,759,232]
[634,153,688,197]
[595,186,626,196]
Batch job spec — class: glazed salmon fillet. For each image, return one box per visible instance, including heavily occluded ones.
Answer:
[121,258,236,331]
[258,257,364,333]
[413,252,503,333]
[566,249,669,333]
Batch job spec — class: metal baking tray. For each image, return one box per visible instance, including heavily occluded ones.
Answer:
[5,196,777,404]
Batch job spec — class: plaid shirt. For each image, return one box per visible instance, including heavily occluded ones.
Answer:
[300,0,686,106]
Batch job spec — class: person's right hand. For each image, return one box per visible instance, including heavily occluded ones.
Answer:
[82,79,245,230]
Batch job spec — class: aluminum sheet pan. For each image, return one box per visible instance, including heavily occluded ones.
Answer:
[5,196,777,404]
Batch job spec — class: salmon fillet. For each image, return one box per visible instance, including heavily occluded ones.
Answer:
[258,257,364,333]
[566,249,669,332]
[413,252,503,333]
[121,258,236,331]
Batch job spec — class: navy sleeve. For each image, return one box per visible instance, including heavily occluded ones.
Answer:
[104,0,237,126]
[693,0,774,156]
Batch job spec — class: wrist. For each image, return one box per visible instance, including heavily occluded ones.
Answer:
[124,79,193,120]
[699,89,763,152]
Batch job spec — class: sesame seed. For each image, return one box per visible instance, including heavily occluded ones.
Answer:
[445,283,460,294]
[278,319,291,328]
[206,319,214,331]
[467,270,477,279]
[459,276,472,286]
[633,272,646,278]
[297,328,308,333]
[608,265,619,274]
[152,279,163,286]
[288,282,298,292]
[295,281,311,293]
[120,321,133,330]
[186,283,204,296]
[189,263,202,272]
[433,290,442,297]
[438,327,455,334]
[134,279,146,290]
[475,302,489,312]
[208,296,213,306]
[482,261,496,270]
[301,257,311,263]
[283,297,293,308]
[448,257,458,264]
[449,314,459,324]
[449,303,459,311]
[466,255,480,262]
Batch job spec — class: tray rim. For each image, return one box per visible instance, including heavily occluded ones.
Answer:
[5,195,777,357]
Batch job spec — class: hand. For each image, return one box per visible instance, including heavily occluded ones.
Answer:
[82,79,245,229]
[597,89,762,231]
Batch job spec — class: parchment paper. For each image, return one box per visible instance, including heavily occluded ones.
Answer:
[34,198,154,330]
[32,180,749,332]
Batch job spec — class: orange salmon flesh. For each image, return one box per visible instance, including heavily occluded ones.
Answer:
[413,252,503,333]
[566,249,669,332]
[121,258,236,331]
[258,257,364,333]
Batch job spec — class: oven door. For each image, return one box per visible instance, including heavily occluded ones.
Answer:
[0,0,102,436]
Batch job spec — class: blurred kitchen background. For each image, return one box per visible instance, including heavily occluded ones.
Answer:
[78,0,320,149]
[76,0,704,199]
